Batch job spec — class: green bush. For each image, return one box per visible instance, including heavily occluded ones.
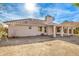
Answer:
[74,27,79,34]
[0,27,8,39]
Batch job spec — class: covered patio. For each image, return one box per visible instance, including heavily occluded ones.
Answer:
[52,22,77,37]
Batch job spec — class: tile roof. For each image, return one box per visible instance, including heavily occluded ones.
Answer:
[4,18,47,26]
[61,22,79,27]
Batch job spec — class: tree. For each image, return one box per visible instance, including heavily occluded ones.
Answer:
[73,3,79,7]
[0,25,8,40]
[63,20,69,23]
[62,20,73,23]
[71,4,79,34]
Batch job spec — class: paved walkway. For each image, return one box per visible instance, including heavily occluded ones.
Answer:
[0,35,79,46]
[56,35,79,45]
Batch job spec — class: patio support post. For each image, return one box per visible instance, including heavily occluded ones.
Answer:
[71,27,74,35]
[42,26,44,33]
[67,27,70,36]
[61,26,64,37]
[53,25,56,37]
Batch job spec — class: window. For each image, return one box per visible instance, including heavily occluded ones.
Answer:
[38,26,42,32]
[44,27,47,33]
[29,26,32,29]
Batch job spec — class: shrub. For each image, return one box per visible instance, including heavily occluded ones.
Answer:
[0,26,8,39]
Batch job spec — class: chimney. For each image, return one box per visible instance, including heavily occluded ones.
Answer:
[45,15,54,24]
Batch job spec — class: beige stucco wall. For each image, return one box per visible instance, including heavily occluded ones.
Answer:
[47,26,53,35]
[8,25,50,37]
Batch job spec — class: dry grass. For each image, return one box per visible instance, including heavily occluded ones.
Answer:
[0,40,79,56]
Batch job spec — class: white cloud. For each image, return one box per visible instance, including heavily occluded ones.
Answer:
[42,7,79,23]
[0,11,25,21]
[71,14,79,22]
[47,8,72,16]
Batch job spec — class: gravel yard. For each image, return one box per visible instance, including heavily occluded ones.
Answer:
[0,36,79,56]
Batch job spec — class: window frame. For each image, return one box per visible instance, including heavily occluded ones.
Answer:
[44,27,47,33]
[38,26,42,32]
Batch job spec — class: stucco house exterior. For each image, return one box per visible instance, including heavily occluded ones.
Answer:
[4,16,79,37]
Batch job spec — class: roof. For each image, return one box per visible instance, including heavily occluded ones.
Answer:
[4,18,79,27]
[4,18,43,23]
[0,22,8,28]
[61,22,79,27]
[4,18,48,26]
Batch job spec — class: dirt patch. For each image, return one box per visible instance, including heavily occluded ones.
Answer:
[0,40,79,56]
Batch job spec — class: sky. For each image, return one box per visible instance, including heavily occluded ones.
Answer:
[0,3,79,23]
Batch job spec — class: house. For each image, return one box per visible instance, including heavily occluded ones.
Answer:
[4,16,78,37]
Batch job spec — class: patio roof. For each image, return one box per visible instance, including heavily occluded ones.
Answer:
[61,22,79,27]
